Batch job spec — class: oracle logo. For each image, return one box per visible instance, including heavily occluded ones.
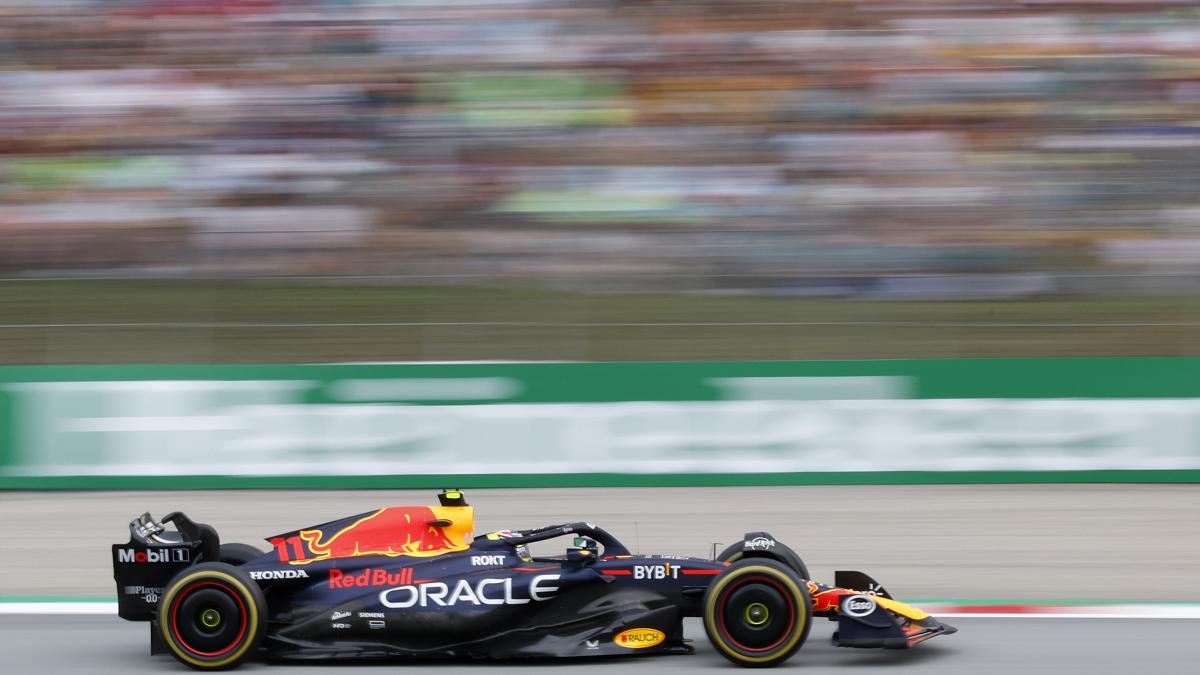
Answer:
[380,575,561,608]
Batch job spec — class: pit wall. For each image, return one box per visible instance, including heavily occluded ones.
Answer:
[3,358,1199,489]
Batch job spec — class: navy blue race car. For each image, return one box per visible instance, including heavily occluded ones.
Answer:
[112,490,954,669]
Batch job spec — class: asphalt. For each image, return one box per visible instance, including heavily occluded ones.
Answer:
[3,615,1196,674]
[3,485,1198,600]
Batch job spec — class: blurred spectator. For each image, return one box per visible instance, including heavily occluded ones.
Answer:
[2,0,1200,297]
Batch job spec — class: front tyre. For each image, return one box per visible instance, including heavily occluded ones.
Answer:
[703,559,812,668]
[158,563,267,670]
[717,541,810,581]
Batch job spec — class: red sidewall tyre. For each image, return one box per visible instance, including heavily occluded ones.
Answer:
[703,559,813,667]
[158,563,267,670]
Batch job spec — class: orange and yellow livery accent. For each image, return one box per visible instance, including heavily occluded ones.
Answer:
[287,505,473,563]
[807,581,929,620]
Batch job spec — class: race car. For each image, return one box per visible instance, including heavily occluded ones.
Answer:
[112,490,955,669]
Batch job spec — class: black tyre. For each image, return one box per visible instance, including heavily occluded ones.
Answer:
[717,541,810,581]
[703,559,813,668]
[158,562,267,670]
[218,543,266,566]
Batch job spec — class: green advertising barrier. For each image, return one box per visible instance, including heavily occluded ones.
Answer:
[3,357,1200,489]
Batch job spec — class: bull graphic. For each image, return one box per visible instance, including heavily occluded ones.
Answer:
[299,506,467,561]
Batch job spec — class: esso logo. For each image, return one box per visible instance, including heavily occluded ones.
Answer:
[843,595,877,617]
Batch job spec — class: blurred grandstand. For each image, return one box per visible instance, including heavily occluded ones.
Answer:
[2,0,1200,362]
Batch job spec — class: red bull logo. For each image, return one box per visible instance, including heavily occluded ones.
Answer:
[328,567,413,589]
[295,505,472,563]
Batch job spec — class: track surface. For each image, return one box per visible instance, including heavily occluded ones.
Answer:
[4,485,1198,599]
[3,615,1195,674]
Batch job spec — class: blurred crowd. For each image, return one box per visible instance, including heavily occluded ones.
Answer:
[3,0,1200,297]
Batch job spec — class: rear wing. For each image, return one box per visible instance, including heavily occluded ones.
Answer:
[112,512,218,621]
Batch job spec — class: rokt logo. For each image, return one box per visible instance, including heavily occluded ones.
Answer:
[117,548,189,564]
[614,628,665,649]
[470,555,506,566]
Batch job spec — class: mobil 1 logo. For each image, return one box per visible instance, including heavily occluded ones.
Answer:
[117,547,190,564]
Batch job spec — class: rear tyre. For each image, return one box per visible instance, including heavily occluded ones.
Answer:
[717,542,810,581]
[703,559,812,668]
[217,543,265,566]
[158,562,267,671]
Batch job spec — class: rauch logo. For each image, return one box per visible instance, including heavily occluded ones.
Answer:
[615,628,665,649]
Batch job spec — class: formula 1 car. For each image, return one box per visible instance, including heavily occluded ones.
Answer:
[112,490,955,669]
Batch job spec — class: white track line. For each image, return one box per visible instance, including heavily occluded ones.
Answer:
[0,603,117,615]
[929,604,1200,619]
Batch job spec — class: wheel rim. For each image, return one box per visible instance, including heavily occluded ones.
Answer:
[744,602,769,626]
[717,576,796,652]
[200,608,222,628]
[170,581,248,658]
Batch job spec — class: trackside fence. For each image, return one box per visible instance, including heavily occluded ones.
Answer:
[3,358,1200,488]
